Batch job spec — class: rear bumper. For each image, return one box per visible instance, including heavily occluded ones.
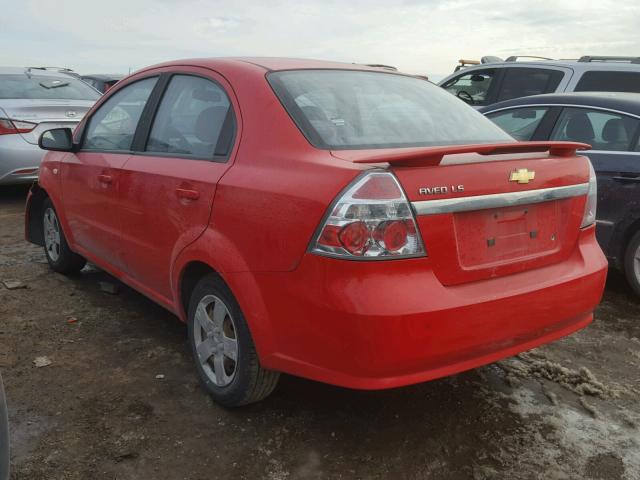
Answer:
[0,134,43,185]
[234,225,607,390]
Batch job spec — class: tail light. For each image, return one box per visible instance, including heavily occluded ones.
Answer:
[581,160,597,228]
[310,171,426,259]
[0,118,37,136]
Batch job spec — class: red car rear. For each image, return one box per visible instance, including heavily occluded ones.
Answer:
[25,58,607,406]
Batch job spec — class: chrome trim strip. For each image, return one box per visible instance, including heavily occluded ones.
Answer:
[412,183,589,216]
[483,103,640,121]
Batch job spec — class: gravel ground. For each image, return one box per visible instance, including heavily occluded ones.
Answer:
[1,185,639,480]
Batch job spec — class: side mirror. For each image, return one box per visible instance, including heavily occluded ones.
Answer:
[39,128,74,152]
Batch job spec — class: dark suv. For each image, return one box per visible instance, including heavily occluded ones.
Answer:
[481,92,640,296]
[439,56,640,108]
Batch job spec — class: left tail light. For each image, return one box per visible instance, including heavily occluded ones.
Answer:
[310,171,426,260]
[0,118,37,136]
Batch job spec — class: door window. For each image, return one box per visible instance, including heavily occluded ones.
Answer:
[496,68,563,102]
[575,71,640,93]
[441,69,496,106]
[146,75,233,159]
[486,107,549,140]
[550,107,640,151]
[83,77,158,151]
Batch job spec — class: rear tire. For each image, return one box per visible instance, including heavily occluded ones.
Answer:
[624,230,640,297]
[42,198,86,274]
[187,274,279,407]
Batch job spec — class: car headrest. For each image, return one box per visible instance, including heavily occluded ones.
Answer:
[602,118,629,143]
[194,106,228,144]
[565,112,595,142]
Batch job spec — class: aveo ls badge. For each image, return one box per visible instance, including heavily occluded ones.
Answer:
[418,185,465,195]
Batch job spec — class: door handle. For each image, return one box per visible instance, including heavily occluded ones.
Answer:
[176,188,200,200]
[98,174,113,184]
[612,175,640,183]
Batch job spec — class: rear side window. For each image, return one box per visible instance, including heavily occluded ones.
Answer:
[486,107,549,140]
[269,70,512,149]
[0,74,100,100]
[441,69,497,106]
[496,68,563,102]
[146,75,233,159]
[575,71,640,93]
[83,77,158,152]
[549,107,640,151]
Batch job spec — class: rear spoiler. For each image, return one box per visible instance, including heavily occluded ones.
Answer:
[345,142,591,168]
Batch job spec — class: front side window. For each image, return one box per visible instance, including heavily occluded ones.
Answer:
[0,73,100,101]
[496,68,563,102]
[575,71,640,93]
[146,75,233,158]
[486,107,549,140]
[440,69,496,106]
[83,77,158,152]
[550,107,640,151]
[269,70,511,149]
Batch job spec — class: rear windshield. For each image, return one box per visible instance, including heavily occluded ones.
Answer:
[575,71,640,93]
[268,70,512,149]
[0,74,100,100]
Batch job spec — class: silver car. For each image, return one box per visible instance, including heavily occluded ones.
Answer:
[0,67,100,185]
[438,55,640,109]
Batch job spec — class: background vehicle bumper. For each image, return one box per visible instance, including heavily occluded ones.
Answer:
[233,225,607,390]
[0,135,44,185]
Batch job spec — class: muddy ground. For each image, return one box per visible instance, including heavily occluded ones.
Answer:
[1,185,639,480]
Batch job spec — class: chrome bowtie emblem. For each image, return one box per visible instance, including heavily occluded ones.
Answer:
[65,110,77,118]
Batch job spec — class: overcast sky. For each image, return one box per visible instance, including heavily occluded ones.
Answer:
[2,0,639,81]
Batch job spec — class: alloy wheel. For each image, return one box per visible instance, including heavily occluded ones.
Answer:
[43,207,61,262]
[193,294,238,387]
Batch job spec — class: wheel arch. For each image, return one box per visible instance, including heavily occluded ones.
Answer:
[172,231,278,362]
[613,215,640,270]
[25,183,49,246]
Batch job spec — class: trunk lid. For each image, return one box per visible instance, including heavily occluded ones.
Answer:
[332,142,591,285]
[0,99,94,144]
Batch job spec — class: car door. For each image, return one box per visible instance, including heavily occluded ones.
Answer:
[61,76,158,270]
[440,68,504,107]
[118,69,237,301]
[548,107,640,256]
[492,67,568,102]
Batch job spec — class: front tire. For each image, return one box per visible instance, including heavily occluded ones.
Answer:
[42,198,86,274]
[187,274,279,407]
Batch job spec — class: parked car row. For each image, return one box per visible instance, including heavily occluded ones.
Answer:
[0,53,636,408]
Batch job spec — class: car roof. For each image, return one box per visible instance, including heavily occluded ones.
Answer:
[0,66,78,76]
[136,57,407,75]
[81,74,124,81]
[479,92,640,116]
[438,59,640,85]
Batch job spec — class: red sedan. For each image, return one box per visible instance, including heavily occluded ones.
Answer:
[25,58,607,407]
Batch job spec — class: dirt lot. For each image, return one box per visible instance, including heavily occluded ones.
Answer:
[1,185,639,480]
